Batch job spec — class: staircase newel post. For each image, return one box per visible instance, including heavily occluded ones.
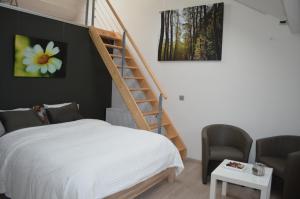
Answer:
[85,0,90,25]
[157,93,163,134]
[121,31,126,77]
[91,0,96,26]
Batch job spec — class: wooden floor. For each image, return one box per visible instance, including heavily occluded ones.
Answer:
[1,159,282,199]
[137,159,282,199]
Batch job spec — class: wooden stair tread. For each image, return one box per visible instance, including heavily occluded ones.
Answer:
[124,76,144,80]
[99,34,121,41]
[110,54,132,59]
[98,29,122,41]
[135,99,156,103]
[105,44,123,49]
[143,110,159,116]
[177,145,186,151]
[149,122,169,130]
[129,87,150,91]
[166,133,178,140]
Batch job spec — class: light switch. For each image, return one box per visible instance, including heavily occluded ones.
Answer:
[179,95,184,101]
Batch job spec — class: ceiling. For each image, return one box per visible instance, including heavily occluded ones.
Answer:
[5,0,300,33]
[282,0,300,33]
[17,0,86,21]
[234,0,300,33]
[234,0,287,20]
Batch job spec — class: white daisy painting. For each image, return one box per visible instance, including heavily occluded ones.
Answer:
[14,34,67,78]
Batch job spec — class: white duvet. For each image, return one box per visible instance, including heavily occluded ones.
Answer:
[0,119,184,199]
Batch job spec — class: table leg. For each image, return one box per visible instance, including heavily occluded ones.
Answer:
[260,188,268,199]
[267,175,272,199]
[221,181,227,196]
[209,175,217,199]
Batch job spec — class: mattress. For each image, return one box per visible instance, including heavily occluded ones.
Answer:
[0,119,184,199]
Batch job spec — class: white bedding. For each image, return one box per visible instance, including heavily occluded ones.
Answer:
[0,119,184,199]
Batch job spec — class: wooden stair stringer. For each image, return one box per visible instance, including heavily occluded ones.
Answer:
[89,27,150,130]
[161,111,187,158]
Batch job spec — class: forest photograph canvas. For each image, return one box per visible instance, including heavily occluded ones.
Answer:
[158,3,224,61]
[14,34,67,78]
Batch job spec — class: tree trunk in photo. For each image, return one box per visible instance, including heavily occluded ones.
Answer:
[217,3,224,60]
[198,6,202,59]
[189,8,194,60]
[158,12,165,61]
[174,11,180,60]
[213,4,220,60]
[188,9,193,60]
[191,7,199,60]
[199,6,202,35]
[203,5,208,60]
[169,11,174,60]
[163,11,170,60]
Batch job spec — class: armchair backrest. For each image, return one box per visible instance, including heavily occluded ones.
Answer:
[205,124,251,151]
[257,135,300,158]
[281,136,300,156]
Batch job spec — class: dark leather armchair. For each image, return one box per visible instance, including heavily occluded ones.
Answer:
[202,124,253,184]
[256,136,300,199]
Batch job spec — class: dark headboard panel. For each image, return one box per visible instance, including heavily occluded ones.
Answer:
[0,6,112,120]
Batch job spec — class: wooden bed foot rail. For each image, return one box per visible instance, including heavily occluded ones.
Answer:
[106,167,176,199]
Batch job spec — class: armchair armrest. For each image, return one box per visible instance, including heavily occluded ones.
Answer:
[201,127,210,184]
[202,128,210,165]
[238,130,253,162]
[283,151,300,199]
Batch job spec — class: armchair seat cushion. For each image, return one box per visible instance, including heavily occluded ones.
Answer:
[210,146,244,161]
[259,156,286,179]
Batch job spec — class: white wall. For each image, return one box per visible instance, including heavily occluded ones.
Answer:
[108,0,300,161]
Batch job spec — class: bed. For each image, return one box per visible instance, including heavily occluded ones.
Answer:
[0,119,184,199]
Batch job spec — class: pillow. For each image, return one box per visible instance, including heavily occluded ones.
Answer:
[46,102,83,124]
[32,105,50,124]
[0,108,30,112]
[43,102,72,109]
[0,110,44,133]
[0,108,31,135]
[0,122,5,136]
[44,102,79,109]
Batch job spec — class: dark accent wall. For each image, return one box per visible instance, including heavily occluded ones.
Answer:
[0,6,112,120]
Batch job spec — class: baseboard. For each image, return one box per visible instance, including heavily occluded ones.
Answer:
[185,157,202,164]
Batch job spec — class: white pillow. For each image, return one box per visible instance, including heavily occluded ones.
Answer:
[0,108,30,112]
[43,102,72,109]
[44,102,79,109]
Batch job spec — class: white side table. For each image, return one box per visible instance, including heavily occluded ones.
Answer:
[209,159,273,199]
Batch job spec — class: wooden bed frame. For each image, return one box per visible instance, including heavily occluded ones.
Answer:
[0,168,176,199]
[106,167,176,199]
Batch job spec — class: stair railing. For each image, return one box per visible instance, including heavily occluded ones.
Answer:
[157,94,163,134]
[94,0,167,134]
[121,31,126,77]
[85,0,89,25]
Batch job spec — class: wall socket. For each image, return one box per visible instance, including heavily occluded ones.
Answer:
[179,95,184,101]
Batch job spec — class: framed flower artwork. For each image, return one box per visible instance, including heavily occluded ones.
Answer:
[13,34,67,78]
